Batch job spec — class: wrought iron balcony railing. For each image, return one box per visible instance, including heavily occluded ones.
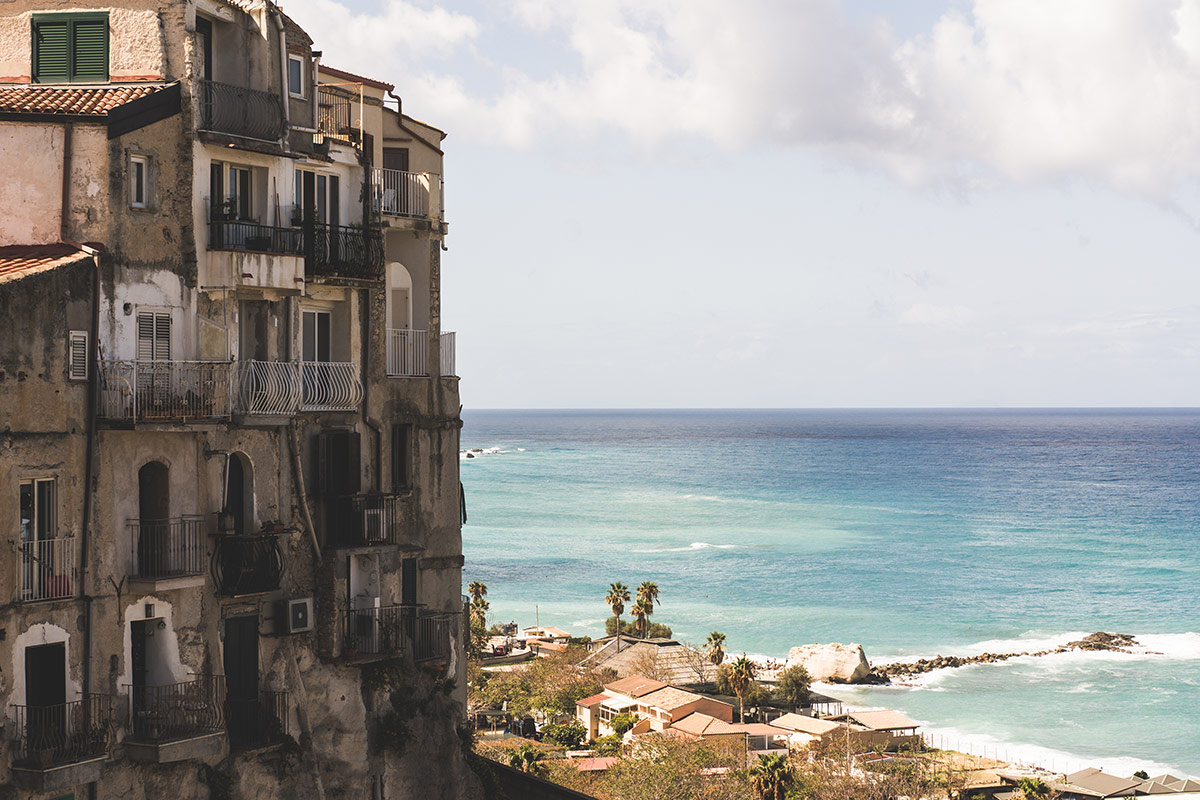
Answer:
[208,220,304,256]
[305,223,384,280]
[328,494,402,548]
[16,536,76,603]
[211,534,284,596]
[372,168,431,218]
[11,694,116,769]
[127,676,226,744]
[440,331,457,378]
[342,604,406,659]
[99,360,233,422]
[409,608,458,663]
[316,86,355,143]
[128,517,206,580]
[386,329,429,377]
[199,79,285,141]
[236,360,302,416]
[301,361,363,411]
[226,690,288,752]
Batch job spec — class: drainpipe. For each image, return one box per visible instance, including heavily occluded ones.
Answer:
[79,243,101,800]
[361,288,383,493]
[312,52,321,131]
[272,7,290,145]
[60,122,74,241]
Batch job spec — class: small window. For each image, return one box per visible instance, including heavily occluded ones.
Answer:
[68,331,88,381]
[130,154,148,209]
[288,55,305,98]
[32,13,109,84]
[136,311,171,361]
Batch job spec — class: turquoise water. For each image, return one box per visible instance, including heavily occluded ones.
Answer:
[460,409,1200,775]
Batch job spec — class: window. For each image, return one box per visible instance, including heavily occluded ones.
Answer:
[210,163,255,220]
[382,148,409,173]
[130,154,149,209]
[294,170,340,226]
[20,478,57,542]
[136,311,171,361]
[301,310,331,362]
[288,55,304,98]
[32,13,108,84]
[196,17,212,80]
[391,424,412,491]
[68,330,88,381]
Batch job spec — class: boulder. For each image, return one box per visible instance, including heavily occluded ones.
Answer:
[786,643,872,683]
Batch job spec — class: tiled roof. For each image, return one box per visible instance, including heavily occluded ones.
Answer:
[320,65,394,92]
[577,692,610,708]
[0,243,90,284]
[0,85,162,116]
[603,675,669,699]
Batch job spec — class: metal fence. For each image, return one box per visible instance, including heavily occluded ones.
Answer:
[342,604,407,658]
[199,79,285,141]
[372,168,431,218]
[410,609,457,663]
[440,332,457,378]
[211,534,284,596]
[329,494,402,548]
[306,223,385,279]
[226,689,288,752]
[236,360,302,416]
[16,536,76,602]
[208,220,304,255]
[386,329,429,377]
[316,86,354,143]
[128,516,207,579]
[128,676,226,743]
[300,361,363,411]
[11,694,116,768]
[99,360,233,422]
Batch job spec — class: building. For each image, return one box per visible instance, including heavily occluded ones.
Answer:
[768,712,845,748]
[576,675,733,740]
[0,1,475,798]
[582,635,718,686]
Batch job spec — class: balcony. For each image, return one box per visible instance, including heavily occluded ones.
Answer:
[198,79,285,141]
[10,694,116,792]
[306,223,384,281]
[341,604,406,661]
[236,360,302,417]
[99,360,233,423]
[372,168,434,219]
[211,533,284,597]
[301,361,363,411]
[386,329,430,377]
[16,537,76,603]
[316,86,355,144]
[440,331,457,378]
[127,517,207,591]
[327,494,404,548]
[410,608,458,664]
[226,690,288,752]
[125,676,226,764]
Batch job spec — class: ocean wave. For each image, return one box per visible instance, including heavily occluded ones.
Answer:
[632,541,738,553]
[460,447,509,459]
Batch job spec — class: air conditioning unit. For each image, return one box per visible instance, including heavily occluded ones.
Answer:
[283,597,313,634]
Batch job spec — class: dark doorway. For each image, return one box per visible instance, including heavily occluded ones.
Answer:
[226,454,247,537]
[137,461,170,577]
[223,616,260,750]
[25,643,66,760]
[130,620,149,735]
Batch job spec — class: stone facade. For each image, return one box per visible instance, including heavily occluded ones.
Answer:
[0,1,477,798]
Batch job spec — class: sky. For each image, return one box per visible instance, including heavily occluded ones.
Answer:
[286,0,1200,408]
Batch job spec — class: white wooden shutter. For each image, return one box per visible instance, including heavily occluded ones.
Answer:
[68,330,88,380]
[136,312,171,361]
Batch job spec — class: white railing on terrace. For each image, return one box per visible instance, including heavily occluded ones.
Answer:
[372,168,431,219]
[17,537,77,602]
[440,331,457,378]
[236,360,301,416]
[301,361,363,411]
[387,329,430,377]
[99,360,233,422]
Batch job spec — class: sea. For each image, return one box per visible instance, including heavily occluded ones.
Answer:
[459,409,1200,777]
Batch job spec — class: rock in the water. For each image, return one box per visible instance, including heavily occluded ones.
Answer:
[786,643,872,683]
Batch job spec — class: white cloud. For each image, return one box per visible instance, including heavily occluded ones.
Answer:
[290,0,1200,198]
[899,303,974,327]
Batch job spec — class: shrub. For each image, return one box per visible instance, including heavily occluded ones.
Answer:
[611,712,639,736]
[541,720,587,749]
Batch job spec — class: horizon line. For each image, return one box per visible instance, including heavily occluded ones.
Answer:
[461,405,1200,412]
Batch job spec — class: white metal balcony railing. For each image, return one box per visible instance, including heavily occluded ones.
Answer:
[236,360,302,416]
[372,168,431,219]
[301,361,363,411]
[440,331,457,378]
[99,360,233,422]
[386,329,429,377]
[17,537,77,602]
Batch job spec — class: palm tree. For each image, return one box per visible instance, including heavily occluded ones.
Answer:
[727,655,756,723]
[467,581,488,604]
[749,753,792,800]
[605,582,631,651]
[704,631,727,667]
[630,598,652,638]
[470,597,489,626]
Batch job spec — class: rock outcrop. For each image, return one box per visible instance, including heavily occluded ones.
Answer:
[786,643,873,683]
[871,632,1142,682]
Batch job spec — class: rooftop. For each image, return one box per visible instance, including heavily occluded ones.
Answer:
[1060,768,1143,798]
[636,686,707,712]
[0,243,90,284]
[320,65,395,92]
[576,692,610,708]
[770,713,843,736]
[604,675,669,699]
[839,709,920,732]
[0,85,163,116]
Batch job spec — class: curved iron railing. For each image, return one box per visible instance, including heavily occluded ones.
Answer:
[306,224,384,280]
[127,676,226,743]
[128,516,207,579]
[199,79,284,141]
[236,360,302,416]
[12,694,116,769]
[227,689,288,752]
[300,361,362,411]
[211,534,284,596]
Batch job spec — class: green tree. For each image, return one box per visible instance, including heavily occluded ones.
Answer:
[636,581,661,637]
[726,655,756,723]
[774,664,812,712]
[610,712,640,736]
[605,582,631,651]
[541,720,587,749]
[749,753,792,800]
[704,631,727,667]
[630,598,653,638]
[592,733,623,756]
[470,597,490,627]
[605,617,672,639]
[506,743,548,777]
[467,581,488,603]
[599,734,750,800]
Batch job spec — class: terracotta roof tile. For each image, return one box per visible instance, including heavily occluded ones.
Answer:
[0,244,90,284]
[320,66,394,92]
[0,85,162,116]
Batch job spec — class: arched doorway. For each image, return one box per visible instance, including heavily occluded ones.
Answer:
[137,462,169,576]
[225,453,253,537]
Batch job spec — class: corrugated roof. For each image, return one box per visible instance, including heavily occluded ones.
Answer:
[0,243,89,284]
[604,676,668,699]
[842,709,920,732]
[0,85,163,116]
[770,713,842,736]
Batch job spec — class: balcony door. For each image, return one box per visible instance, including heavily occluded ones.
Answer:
[224,615,259,750]
[137,462,169,577]
[25,643,67,757]
[19,479,56,601]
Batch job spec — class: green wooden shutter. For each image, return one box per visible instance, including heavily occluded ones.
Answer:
[70,18,108,82]
[32,20,70,82]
